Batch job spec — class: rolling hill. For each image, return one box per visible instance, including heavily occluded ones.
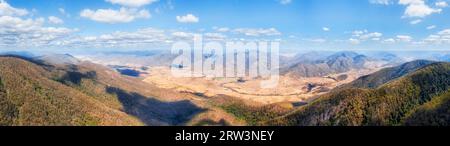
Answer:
[0,56,143,125]
[265,62,450,126]
[0,55,243,126]
[340,60,435,89]
[281,51,379,77]
[1,54,448,126]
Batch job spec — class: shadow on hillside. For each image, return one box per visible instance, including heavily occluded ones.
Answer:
[60,71,97,85]
[57,66,97,85]
[106,87,205,126]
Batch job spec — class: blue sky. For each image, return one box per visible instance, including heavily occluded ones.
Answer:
[1,0,450,53]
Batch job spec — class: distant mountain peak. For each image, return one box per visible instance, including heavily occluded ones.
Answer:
[327,51,359,59]
[36,53,80,65]
[283,51,377,77]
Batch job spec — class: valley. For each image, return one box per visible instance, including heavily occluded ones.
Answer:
[1,0,450,129]
[0,50,449,126]
[142,66,383,104]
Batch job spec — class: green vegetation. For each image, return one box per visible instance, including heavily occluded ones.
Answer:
[265,62,450,126]
[50,62,205,126]
[0,57,143,126]
[214,96,292,125]
[0,57,84,125]
[404,90,450,126]
[1,56,448,126]
[341,60,434,89]
[221,104,284,125]
[53,67,124,110]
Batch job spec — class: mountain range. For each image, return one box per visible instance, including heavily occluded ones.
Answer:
[0,55,235,126]
[281,51,385,77]
[0,51,449,126]
[265,62,450,126]
[339,60,435,89]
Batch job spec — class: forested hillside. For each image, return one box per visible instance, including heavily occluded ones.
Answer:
[265,62,450,126]
[340,60,435,89]
[0,56,143,125]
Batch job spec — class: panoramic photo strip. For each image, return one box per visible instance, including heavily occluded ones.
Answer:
[0,0,449,145]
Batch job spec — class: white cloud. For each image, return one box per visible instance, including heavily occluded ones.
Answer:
[214,27,230,32]
[352,30,367,37]
[427,25,436,29]
[0,0,28,16]
[0,16,77,48]
[348,30,383,44]
[404,4,441,17]
[279,0,292,5]
[399,0,442,18]
[437,29,450,35]
[361,32,383,39]
[48,16,63,24]
[204,33,227,41]
[372,37,381,41]
[59,26,280,49]
[60,28,170,49]
[399,0,425,5]
[80,8,151,24]
[423,29,450,44]
[56,28,229,49]
[106,0,159,7]
[410,19,422,24]
[322,27,330,31]
[62,28,227,49]
[352,30,383,40]
[349,38,360,45]
[370,0,442,19]
[0,2,78,48]
[0,16,44,33]
[382,38,396,43]
[369,0,393,5]
[176,14,199,23]
[304,38,327,43]
[396,35,413,42]
[233,28,281,36]
[435,1,448,8]
[171,31,193,38]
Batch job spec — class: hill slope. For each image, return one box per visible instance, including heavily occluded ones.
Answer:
[0,57,143,126]
[51,61,208,126]
[265,62,450,126]
[0,56,243,126]
[282,51,375,77]
[340,60,435,89]
[404,90,450,126]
